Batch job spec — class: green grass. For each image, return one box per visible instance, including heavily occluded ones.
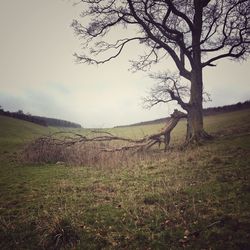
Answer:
[0,115,55,152]
[0,110,250,249]
[0,115,88,154]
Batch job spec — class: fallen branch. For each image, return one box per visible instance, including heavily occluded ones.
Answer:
[22,110,187,166]
[31,109,187,152]
[179,219,223,245]
[189,220,222,237]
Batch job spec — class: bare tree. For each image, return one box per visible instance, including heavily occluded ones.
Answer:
[72,0,250,142]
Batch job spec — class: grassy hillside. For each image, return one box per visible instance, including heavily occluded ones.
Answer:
[109,108,250,143]
[115,101,250,128]
[0,110,249,249]
[0,115,51,152]
[0,115,84,152]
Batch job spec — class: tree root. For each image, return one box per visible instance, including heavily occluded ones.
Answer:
[184,129,213,147]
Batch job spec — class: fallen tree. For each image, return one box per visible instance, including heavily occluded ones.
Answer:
[22,110,187,166]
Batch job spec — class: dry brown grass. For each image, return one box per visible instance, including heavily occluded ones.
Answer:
[21,137,165,169]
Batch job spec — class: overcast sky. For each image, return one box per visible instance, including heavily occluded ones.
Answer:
[0,0,249,128]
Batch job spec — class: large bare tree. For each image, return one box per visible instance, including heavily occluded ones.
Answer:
[72,0,250,142]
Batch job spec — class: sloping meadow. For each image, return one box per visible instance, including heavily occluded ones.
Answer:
[0,109,249,249]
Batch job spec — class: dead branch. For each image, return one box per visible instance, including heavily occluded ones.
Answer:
[24,110,187,165]
[90,109,185,152]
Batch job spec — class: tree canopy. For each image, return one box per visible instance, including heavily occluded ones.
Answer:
[73,0,249,75]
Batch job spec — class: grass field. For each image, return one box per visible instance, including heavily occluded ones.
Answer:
[0,110,250,249]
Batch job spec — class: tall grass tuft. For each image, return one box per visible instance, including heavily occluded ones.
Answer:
[38,217,79,249]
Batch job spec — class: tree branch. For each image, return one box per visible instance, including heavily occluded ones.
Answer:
[127,0,191,80]
[144,72,190,111]
[74,37,145,64]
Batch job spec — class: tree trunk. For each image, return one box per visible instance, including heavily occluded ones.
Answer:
[185,1,211,143]
[186,67,210,142]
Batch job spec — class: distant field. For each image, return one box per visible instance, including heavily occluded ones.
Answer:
[0,109,250,249]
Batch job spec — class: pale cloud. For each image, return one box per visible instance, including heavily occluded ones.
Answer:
[0,0,249,128]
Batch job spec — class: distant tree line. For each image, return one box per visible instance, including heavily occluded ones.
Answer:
[116,101,250,128]
[0,107,81,128]
[32,115,82,128]
[203,101,250,116]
